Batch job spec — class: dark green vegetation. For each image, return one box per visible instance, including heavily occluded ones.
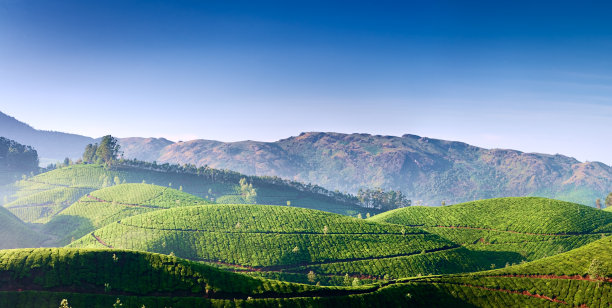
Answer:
[412,235,612,307]
[0,137,39,185]
[119,132,612,206]
[82,135,121,165]
[0,206,46,249]
[0,248,477,308]
[370,197,612,264]
[2,238,609,307]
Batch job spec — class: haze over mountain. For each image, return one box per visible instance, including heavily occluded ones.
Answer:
[0,111,94,163]
[120,132,612,206]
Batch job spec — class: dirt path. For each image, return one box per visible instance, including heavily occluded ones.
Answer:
[426,225,608,236]
[459,283,568,305]
[115,220,424,236]
[86,195,160,209]
[91,233,113,248]
[490,274,612,283]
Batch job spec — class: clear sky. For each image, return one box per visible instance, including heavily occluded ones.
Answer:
[1,0,611,165]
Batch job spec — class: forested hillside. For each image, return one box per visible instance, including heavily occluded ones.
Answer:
[0,137,39,184]
[120,132,612,206]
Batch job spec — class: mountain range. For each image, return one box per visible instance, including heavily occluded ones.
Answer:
[1,111,610,206]
[119,132,612,206]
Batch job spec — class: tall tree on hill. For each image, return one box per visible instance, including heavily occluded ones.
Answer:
[95,135,121,165]
[82,143,98,163]
[606,193,612,209]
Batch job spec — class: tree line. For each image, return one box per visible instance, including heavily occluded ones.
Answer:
[0,137,39,173]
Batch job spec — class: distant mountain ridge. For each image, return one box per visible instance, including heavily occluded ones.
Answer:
[1,111,609,206]
[120,132,612,206]
[0,111,94,162]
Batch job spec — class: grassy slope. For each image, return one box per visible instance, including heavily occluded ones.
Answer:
[1,164,370,220]
[417,236,612,307]
[0,248,475,308]
[369,197,612,263]
[42,183,209,245]
[70,204,497,279]
[0,206,46,249]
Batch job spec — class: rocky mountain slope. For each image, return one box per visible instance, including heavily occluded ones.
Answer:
[120,132,612,206]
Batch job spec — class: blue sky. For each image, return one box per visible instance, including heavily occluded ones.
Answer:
[1,0,611,164]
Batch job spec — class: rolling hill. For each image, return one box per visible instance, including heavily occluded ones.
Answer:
[42,183,210,245]
[68,204,557,283]
[1,163,371,221]
[0,248,475,307]
[413,235,612,307]
[120,132,612,206]
[369,197,612,262]
[0,206,47,249]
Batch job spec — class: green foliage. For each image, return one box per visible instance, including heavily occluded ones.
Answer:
[0,137,39,174]
[87,135,121,165]
[43,183,210,245]
[239,178,258,204]
[357,187,411,210]
[489,235,612,278]
[606,192,612,209]
[2,163,372,221]
[69,204,466,278]
[370,197,612,234]
[369,197,612,263]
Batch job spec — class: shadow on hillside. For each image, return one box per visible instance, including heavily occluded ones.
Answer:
[41,215,95,246]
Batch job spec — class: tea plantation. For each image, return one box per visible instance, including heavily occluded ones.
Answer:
[0,164,371,218]
[0,248,477,307]
[369,197,612,263]
[41,183,210,245]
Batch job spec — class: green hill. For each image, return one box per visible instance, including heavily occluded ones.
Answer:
[0,206,47,249]
[69,204,532,282]
[412,235,612,307]
[0,248,475,307]
[369,197,611,262]
[1,163,372,221]
[42,183,210,245]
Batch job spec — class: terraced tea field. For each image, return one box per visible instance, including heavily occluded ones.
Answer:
[370,197,612,262]
[42,183,210,245]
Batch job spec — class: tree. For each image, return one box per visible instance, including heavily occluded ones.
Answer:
[606,193,612,209]
[343,274,351,286]
[82,143,98,163]
[95,135,121,165]
[307,270,316,283]
[59,299,71,308]
[588,258,606,281]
